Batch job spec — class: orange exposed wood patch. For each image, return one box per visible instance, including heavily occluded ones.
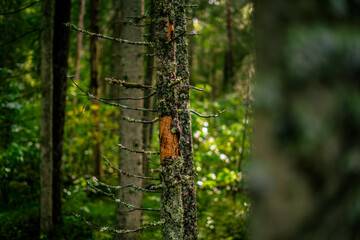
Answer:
[159,116,178,163]
[167,15,174,41]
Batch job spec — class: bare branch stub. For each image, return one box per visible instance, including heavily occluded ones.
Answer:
[64,22,155,47]
[0,1,39,15]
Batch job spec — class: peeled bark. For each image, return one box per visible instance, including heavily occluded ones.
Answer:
[40,0,54,235]
[52,0,71,225]
[90,0,102,178]
[115,1,144,239]
[174,0,198,238]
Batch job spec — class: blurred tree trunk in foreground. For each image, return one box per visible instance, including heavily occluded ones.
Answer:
[40,0,54,235]
[52,0,71,225]
[115,1,144,239]
[90,0,102,178]
[253,1,360,239]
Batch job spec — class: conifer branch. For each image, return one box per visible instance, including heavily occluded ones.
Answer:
[65,22,155,47]
[72,213,164,234]
[117,144,160,155]
[190,109,227,118]
[103,155,159,180]
[105,77,155,90]
[123,116,159,124]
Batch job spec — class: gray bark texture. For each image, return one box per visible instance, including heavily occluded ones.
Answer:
[115,1,144,239]
[253,1,360,240]
[174,0,198,239]
[143,0,156,186]
[40,0,54,235]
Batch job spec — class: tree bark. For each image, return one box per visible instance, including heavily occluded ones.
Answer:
[115,1,144,239]
[40,0,54,235]
[52,0,71,225]
[154,0,184,238]
[143,0,156,185]
[253,1,360,240]
[90,0,102,178]
[174,0,198,239]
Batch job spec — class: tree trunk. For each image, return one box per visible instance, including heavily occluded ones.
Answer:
[154,0,184,238]
[90,0,102,178]
[143,0,156,184]
[40,0,54,235]
[253,1,360,240]
[223,0,234,92]
[174,0,198,239]
[73,0,85,104]
[52,0,71,225]
[115,1,144,239]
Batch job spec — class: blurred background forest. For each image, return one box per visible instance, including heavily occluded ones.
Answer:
[0,0,253,239]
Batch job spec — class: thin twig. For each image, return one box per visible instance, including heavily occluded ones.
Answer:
[185,4,199,8]
[87,180,160,212]
[190,109,227,118]
[117,144,160,155]
[188,85,205,91]
[103,155,159,180]
[0,1,39,15]
[0,29,39,48]
[65,22,155,47]
[167,31,186,44]
[72,213,164,234]
[105,78,155,90]
[123,116,159,124]
[69,76,157,112]
[100,91,156,101]
[93,179,160,193]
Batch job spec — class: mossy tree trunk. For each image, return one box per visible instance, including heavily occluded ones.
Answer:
[40,0,54,235]
[174,0,198,239]
[253,1,360,239]
[115,1,145,240]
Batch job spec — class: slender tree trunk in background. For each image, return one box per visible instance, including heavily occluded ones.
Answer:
[115,1,144,239]
[52,0,71,225]
[175,0,198,238]
[223,0,234,92]
[143,0,156,184]
[111,0,121,99]
[210,46,217,101]
[253,1,360,240]
[40,0,54,235]
[154,0,184,238]
[90,0,102,178]
[73,0,85,104]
